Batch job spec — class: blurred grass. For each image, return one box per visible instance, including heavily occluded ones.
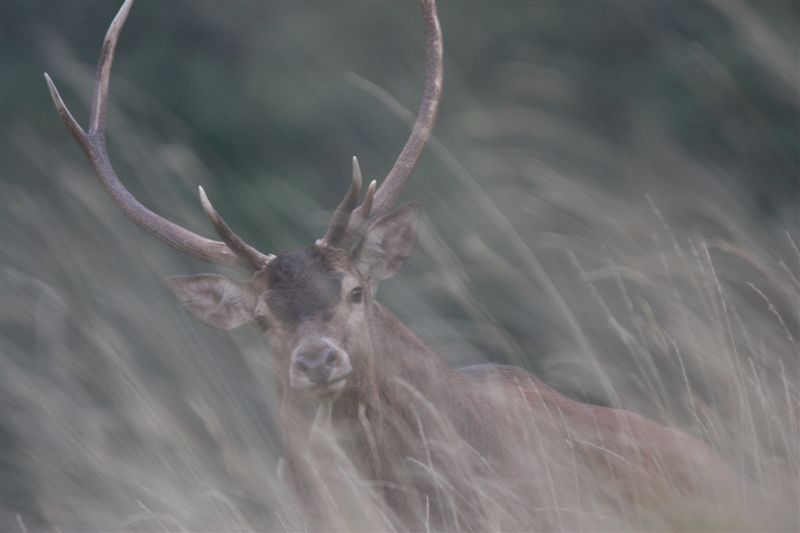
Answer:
[2,0,798,530]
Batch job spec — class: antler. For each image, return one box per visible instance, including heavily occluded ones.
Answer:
[45,0,270,270]
[322,0,443,249]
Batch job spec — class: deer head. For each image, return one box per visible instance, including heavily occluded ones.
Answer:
[45,0,442,398]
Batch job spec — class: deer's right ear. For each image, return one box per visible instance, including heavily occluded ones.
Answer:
[164,274,257,330]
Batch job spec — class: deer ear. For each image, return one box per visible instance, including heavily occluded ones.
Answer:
[352,202,421,282]
[164,274,257,330]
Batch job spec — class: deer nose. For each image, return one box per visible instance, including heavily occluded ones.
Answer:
[292,340,350,387]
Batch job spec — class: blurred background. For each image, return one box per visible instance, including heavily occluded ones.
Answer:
[2,1,798,530]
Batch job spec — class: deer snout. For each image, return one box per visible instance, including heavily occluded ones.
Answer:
[290,338,351,390]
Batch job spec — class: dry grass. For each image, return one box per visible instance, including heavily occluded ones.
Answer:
[2,2,797,531]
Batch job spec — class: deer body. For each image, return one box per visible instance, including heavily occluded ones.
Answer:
[270,284,732,529]
[47,0,736,530]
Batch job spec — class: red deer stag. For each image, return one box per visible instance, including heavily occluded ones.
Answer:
[46,0,737,530]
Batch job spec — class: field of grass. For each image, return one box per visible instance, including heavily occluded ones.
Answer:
[2,1,797,530]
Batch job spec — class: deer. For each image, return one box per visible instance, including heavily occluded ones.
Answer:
[46,0,740,530]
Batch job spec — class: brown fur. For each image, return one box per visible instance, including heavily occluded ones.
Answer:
[270,275,736,531]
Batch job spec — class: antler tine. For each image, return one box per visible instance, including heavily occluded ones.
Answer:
[198,187,273,269]
[45,0,258,268]
[367,0,442,216]
[320,156,363,246]
[327,0,442,249]
[362,179,377,217]
[90,0,133,138]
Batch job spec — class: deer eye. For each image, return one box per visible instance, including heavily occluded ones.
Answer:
[350,287,363,304]
[254,315,270,330]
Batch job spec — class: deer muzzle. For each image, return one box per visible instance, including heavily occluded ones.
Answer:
[290,337,352,391]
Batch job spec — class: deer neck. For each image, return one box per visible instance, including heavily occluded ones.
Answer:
[367,302,450,392]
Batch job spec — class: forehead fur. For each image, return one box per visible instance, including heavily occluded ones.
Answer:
[263,245,349,325]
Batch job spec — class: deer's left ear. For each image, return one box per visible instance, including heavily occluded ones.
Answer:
[164,274,257,330]
[352,202,421,282]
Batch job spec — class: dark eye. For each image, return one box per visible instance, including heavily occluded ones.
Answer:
[255,315,270,330]
[350,287,363,303]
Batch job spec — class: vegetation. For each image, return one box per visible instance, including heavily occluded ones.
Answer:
[2,1,797,530]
